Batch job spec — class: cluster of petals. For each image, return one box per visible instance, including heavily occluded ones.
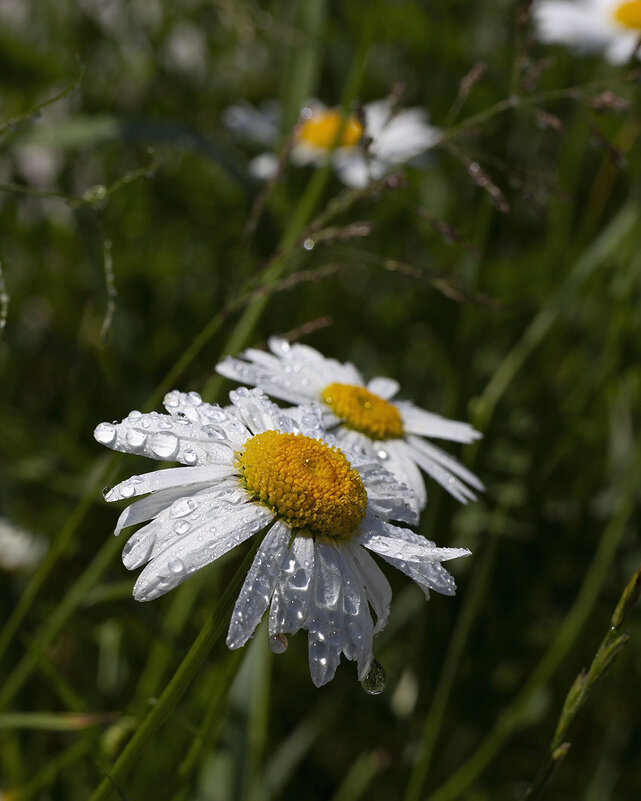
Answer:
[533,0,641,63]
[224,98,441,188]
[95,375,474,686]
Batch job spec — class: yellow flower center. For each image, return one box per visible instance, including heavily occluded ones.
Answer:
[237,431,367,541]
[615,0,641,28]
[321,383,404,440]
[298,109,363,150]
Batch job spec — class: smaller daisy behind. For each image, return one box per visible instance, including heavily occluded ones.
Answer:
[223,97,441,189]
[533,0,641,64]
[94,388,470,687]
[216,338,484,514]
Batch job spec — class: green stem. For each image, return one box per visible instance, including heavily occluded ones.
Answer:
[89,538,261,801]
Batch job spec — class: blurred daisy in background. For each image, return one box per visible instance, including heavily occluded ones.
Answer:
[95,388,470,687]
[216,338,483,513]
[0,517,47,573]
[533,0,641,63]
[223,97,441,188]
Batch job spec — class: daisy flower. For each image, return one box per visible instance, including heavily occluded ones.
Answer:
[0,517,47,573]
[94,388,470,687]
[223,98,441,189]
[533,0,641,63]
[216,339,484,514]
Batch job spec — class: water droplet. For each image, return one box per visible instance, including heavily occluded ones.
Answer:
[361,658,386,695]
[303,238,315,250]
[120,483,135,499]
[376,449,389,460]
[187,391,202,406]
[149,432,179,459]
[102,487,111,498]
[174,520,191,535]
[126,428,147,448]
[128,410,143,419]
[164,392,179,407]
[95,422,116,445]
[168,557,185,575]
[269,634,288,653]
[183,449,197,464]
[170,498,196,518]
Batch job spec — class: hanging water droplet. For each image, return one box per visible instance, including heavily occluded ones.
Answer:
[102,487,111,498]
[94,422,116,445]
[269,634,288,654]
[361,658,386,695]
[149,432,179,459]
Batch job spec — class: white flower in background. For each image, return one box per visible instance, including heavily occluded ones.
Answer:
[533,0,641,63]
[223,98,441,188]
[217,339,484,514]
[94,388,470,687]
[0,517,47,572]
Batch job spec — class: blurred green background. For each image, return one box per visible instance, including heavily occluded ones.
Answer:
[1,1,640,799]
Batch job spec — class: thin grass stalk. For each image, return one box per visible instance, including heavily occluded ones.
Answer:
[88,536,262,801]
[427,444,640,801]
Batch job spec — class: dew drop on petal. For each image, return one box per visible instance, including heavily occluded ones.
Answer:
[361,658,387,695]
[269,634,288,654]
[376,449,389,460]
[95,422,116,445]
[174,520,191,535]
[170,498,196,518]
[149,432,179,459]
[126,429,147,448]
[187,391,202,406]
[168,557,185,575]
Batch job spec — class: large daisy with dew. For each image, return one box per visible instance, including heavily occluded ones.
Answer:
[223,98,441,189]
[94,388,470,687]
[216,339,484,514]
[533,0,641,63]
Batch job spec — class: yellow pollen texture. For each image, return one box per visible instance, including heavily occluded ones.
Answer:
[321,383,404,440]
[298,109,363,149]
[237,431,367,541]
[615,0,641,28]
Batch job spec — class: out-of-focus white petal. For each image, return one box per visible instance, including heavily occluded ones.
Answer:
[366,376,400,400]
[405,438,478,504]
[398,401,481,443]
[227,521,291,649]
[383,439,427,512]
[223,102,280,145]
[249,152,280,180]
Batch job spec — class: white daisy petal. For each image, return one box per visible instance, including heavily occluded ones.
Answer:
[94,409,237,466]
[227,521,292,649]
[133,503,274,601]
[407,436,485,492]
[347,541,391,634]
[269,535,315,638]
[398,401,481,443]
[114,484,213,536]
[383,439,427,512]
[307,542,346,687]
[404,440,478,504]
[105,464,236,503]
[121,481,248,570]
[229,387,285,434]
[334,547,374,679]
[366,377,400,400]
